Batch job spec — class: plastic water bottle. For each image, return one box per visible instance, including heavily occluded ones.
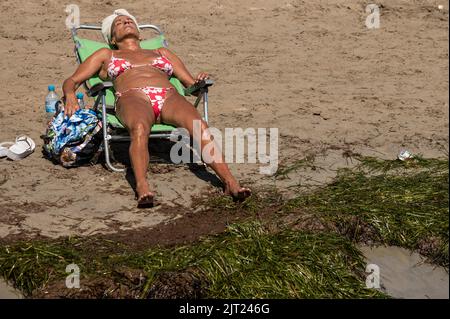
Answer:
[45,85,59,121]
[76,92,85,109]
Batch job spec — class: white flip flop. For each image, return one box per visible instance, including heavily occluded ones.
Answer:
[6,135,35,161]
[0,141,15,158]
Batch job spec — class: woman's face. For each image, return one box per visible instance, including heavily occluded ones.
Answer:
[111,15,139,44]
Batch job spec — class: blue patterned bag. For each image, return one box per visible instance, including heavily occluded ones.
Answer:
[42,108,103,167]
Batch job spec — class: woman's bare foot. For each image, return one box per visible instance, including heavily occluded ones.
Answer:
[136,181,155,208]
[224,179,252,201]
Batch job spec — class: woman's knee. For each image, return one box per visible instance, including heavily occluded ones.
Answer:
[198,119,210,133]
[189,119,215,143]
[129,121,150,139]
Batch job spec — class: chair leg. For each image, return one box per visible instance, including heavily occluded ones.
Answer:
[203,91,209,124]
[193,91,209,124]
[100,93,125,173]
[103,136,125,173]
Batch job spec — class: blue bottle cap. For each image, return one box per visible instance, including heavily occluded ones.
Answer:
[76,92,84,99]
[48,85,55,91]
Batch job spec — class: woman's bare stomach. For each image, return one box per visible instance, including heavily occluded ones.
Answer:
[112,67,174,93]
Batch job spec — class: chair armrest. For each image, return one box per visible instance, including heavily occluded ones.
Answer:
[184,79,214,96]
[87,82,114,97]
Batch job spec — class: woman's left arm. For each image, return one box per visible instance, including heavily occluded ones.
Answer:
[158,47,208,87]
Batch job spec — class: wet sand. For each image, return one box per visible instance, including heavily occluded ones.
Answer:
[361,245,449,299]
[0,279,22,299]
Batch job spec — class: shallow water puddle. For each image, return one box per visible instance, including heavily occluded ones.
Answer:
[360,245,449,299]
[0,279,22,299]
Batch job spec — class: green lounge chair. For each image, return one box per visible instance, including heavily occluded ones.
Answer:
[70,24,213,172]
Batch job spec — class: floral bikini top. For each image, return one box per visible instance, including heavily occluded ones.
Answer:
[107,51,174,80]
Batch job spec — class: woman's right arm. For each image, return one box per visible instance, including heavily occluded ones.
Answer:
[62,48,110,117]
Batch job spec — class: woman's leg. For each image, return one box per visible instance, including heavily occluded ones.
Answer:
[161,90,251,199]
[115,91,156,205]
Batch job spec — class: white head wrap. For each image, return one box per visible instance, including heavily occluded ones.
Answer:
[101,9,139,45]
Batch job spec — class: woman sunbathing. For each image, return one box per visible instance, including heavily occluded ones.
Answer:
[62,9,251,207]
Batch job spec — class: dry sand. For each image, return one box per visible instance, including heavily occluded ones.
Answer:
[0,0,448,240]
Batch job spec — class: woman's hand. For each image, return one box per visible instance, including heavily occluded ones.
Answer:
[63,95,80,118]
[195,72,209,83]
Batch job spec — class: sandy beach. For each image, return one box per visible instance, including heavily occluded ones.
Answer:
[0,0,448,247]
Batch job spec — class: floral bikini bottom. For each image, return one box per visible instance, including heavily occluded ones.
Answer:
[115,86,174,120]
